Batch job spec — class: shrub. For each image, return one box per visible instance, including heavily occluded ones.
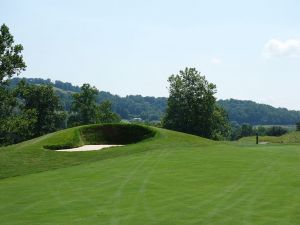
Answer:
[265,126,288,137]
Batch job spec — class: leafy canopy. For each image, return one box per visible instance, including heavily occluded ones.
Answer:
[71,84,120,126]
[163,67,229,139]
[72,83,100,125]
[98,100,121,123]
[15,80,65,135]
[0,24,26,84]
[0,24,28,145]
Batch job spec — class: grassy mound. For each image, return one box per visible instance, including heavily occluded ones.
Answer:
[44,123,155,150]
[0,123,156,179]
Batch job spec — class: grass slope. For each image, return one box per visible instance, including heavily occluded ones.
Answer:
[1,124,300,224]
[0,124,155,179]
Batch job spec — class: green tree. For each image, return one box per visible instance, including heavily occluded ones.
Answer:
[211,105,231,140]
[0,24,26,84]
[97,100,121,123]
[255,126,267,136]
[0,86,16,119]
[71,83,100,125]
[15,80,65,136]
[0,24,27,145]
[296,122,300,131]
[240,124,254,137]
[163,67,229,139]
[229,121,242,140]
[0,109,37,145]
[265,126,287,136]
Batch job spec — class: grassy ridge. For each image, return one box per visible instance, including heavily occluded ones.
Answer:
[0,124,156,179]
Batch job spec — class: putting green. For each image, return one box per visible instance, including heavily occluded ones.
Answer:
[1,124,300,224]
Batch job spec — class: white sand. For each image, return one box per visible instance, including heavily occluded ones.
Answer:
[259,142,269,145]
[55,145,124,152]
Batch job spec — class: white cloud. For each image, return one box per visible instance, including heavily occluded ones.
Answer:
[210,58,222,65]
[263,39,300,58]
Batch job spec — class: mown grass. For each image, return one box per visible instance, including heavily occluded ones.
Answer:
[1,124,300,224]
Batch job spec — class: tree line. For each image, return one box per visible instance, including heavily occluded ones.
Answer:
[11,77,300,126]
[230,123,289,140]
[219,99,300,125]
[9,77,167,121]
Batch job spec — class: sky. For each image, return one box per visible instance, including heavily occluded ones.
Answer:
[1,0,300,110]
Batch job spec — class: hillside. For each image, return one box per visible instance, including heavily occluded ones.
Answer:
[1,124,300,224]
[9,78,300,125]
[9,77,167,121]
[219,99,300,125]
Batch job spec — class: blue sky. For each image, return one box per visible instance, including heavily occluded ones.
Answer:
[1,0,300,109]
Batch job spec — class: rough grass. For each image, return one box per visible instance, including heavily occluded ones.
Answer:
[1,125,300,224]
[239,131,300,144]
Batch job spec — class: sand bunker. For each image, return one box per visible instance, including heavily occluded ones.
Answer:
[259,142,269,145]
[55,145,124,152]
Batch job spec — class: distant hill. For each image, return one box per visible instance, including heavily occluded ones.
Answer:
[9,77,167,121]
[218,99,300,125]
[9,77,300,125]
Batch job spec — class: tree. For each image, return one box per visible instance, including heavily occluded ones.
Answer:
[97,100,121,123]
[70,84,121,126]
[211,105,231,140]
[0,24,26,84]
[0,87,18,145]
[296,122,300,131]
[240,124,254,137]
[0,86,16,119]
[15,80,65,136]
[163,67,229,139]
[265,126,287,136]
[0,24,27,145]
[0,109,37,145]
[71,83,99,125]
